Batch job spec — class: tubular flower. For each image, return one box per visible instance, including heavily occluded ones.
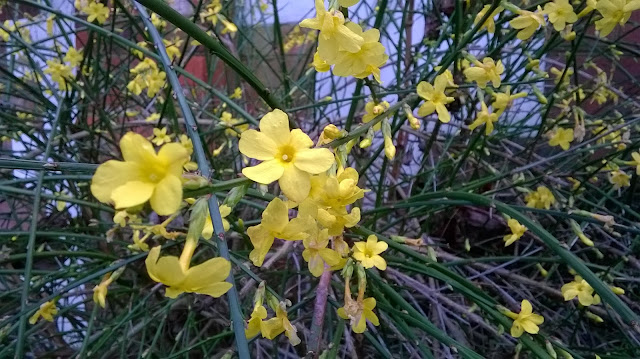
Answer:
[492,87,528,114]
[93,272,117,308]
[504,219,527,246]
[463,57,504,88]
[302,228,342,276]
[239,109,335,202]
[64,47,83,68]
[151,127,172,146]
[628,152,640,174]
[544,0,578,31]
[509,7,546,40]
[362,101,390,131]
[261,302,301,346]
[245,303,268,338]
[91,132,189,216]
[474,5,504,33]
[246,198,314,266]
[44,59,73,89]
[504,300,544,338]
[525,186,556,209]
[29,300,58,324]
[202,204,232,239]
[469,101,499,135]
[338,297,379,333]
[595,0,640,36]
[145,245,232,298]
[561,276,601,306]
[300,0,364,63]
[333,23,388,78]
[609,170,630,189]
[548,128,574,150]
[352,235,388,270]
[417,73,455,123]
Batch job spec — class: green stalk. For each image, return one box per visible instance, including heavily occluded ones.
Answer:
[133,4,250,357]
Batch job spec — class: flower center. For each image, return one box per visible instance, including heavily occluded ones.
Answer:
[277,145,296,163]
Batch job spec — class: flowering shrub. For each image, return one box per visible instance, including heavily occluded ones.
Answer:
[1,0,640,357]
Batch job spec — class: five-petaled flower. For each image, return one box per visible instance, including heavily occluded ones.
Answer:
[239,109,335,202]
[561,276,601,306]
[504,218,527,247]
[338,297,380,333]
[504,299,545,338]
[548,127,574,150]
[91,132,189,215]
[464,57,504,88]
[352,235,388,270]
[29,300,58,324]
[417,73,455,123]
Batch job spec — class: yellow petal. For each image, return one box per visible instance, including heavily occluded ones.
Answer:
[157,143,189,174]
[260,317,285,339]
[262,198,289,233]
[520,299,532,315]
[353,315,367,333]
[242,160,284,184]
[259,109,290,145]
[111,181,154,209]
[288,129,314,150]
[520,320,539,334]
[372,255,387,270]
[120,132,156,163]
[183,257,231,289]
[293,148,335,174]
[195,282,233,297]
[239,129,278,160]
[91,160,142,203]
[248,225,275,266]
[337,307,348,319]
[279,166,311,202]
[149,175,183,215]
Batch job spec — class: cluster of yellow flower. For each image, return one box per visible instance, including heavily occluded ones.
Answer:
[0,19,30,43]
[301,0,388,83]
[75,0,110,25]
[200,0,238,34]
[238,109,389,338]
[126,58,166,97]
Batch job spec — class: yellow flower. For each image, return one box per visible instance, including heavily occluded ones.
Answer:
[230,87,243,99]
[163,38,183,61]
[93,271,121,308]
[83,1,110,24]
[417,73,455,123]
[352,235,388,270]
[220,111,248,137]
[548,128,574,150]
[595,0,640,36]
[492,87,528,113]
[302,228,342,276]
[64,47,83,68]
[300,0,364,63]
[220,17,238,34]
[609,170,630,189]
[525,186,556,209]
[261,302,301,345]
[561,276,601,306]
[44,59,73,89]
[0,20,15,42]
[332,23,388,81]
[468,101,499,135]
[145,245,232,298]
[245,303,268,338]
[202,204,232,239]
[544,0,578,31]
[474,5,504,33]
[504,219,527,246]
[337,297,379,333]
[628,152,640,174]
[504,300,544,338]
[91,132,189,215]
[29,300,58,324]
[246,198,313,266]
[463,57,504,88]
[239,109,335,202]
[150,13,166,29]
[145,71,166,97]
[509,7,546,40]
[151,127,172,146]
[362,101,390,131]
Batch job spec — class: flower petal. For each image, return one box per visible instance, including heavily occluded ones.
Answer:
[91,160,143,203]
[111,181,154,209]
[260,109,290,145]
[289,129,314,150]
[183,257,231,289]
[262,198,290,233]
[248,225,275,267]
[120,132,156,163]
[239,129,278,160]
[149,175,183,215]
[279,166,311,202]
[293,148,335,174]
[242,160,284,184]
[157,142,189,174]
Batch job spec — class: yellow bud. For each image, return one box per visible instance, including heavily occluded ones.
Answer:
[359,138,372,148]
[323,124,342,139]
[610,286,625,295]
[536,263,548,277]
[384,136,395,160]
[585,311,604,323]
